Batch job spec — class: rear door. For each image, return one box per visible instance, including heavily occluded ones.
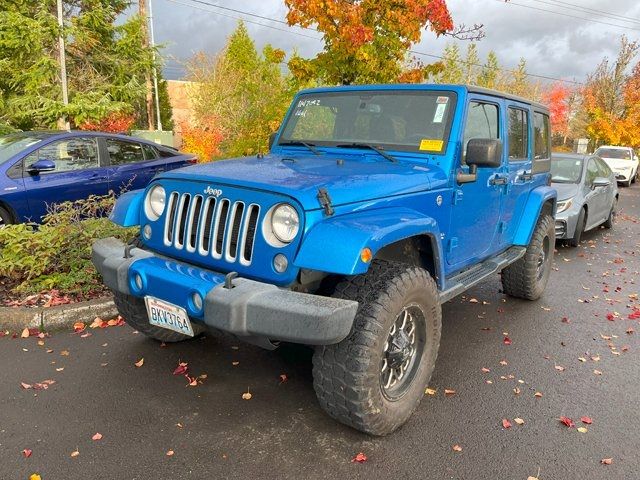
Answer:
[103,138,166,194]
[23,136,109,221]
[584,157,607,227]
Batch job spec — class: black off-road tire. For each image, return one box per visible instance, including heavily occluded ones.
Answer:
[603,199,616,229]
[568,207,586,248]
[112,291,204,342]
[0,206,13,227]
[312,260,442,436]
[501,214,554,301]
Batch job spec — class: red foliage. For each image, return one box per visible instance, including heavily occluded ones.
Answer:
[80,112,136,134]
[180,122,224,162]
[542,83,571,138]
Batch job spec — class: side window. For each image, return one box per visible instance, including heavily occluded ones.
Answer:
[106,139,145,165]
[533,112,550,159]
[586,159,599,185]
[595,157,611,177]
[141,144,158,161]
[462,101,499,161]
[507,108,529,161]
[34,138,99,174]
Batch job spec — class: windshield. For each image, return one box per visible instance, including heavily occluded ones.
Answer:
[0,134,43,165]
[594,147,632,160]
[551,157,583,183]
[279,90,456,154]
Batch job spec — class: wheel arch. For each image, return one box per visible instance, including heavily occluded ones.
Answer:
[513,186,557,246]
[0,199,18,223]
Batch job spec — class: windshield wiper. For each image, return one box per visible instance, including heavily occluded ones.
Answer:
[278,141,321,156]
[335,143,397,163]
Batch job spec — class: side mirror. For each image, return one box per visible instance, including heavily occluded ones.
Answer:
[466,138,503,168]
[592,177,610,189]
[27,159,56,174]
[268,132,277,151]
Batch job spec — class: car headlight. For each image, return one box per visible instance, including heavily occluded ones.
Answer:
[557,198,573,213]
[144,185,166,221]
[271,203,299,243]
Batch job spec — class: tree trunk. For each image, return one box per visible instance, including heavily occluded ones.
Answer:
[139,0,155,131]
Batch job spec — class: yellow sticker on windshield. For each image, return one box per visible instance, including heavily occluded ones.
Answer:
[419,139,444,151]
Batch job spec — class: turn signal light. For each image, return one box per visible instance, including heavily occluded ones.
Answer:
[360,247,372,263]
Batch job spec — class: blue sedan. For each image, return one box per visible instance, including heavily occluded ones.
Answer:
[0,131,196,226]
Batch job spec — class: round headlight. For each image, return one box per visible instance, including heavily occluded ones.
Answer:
[271,203,299,243]
[144,185,166,221]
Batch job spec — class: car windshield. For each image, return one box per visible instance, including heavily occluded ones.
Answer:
[594,147,632,160]
[279,90,456,154]
[551,157,583,183]
[0,134,43,165]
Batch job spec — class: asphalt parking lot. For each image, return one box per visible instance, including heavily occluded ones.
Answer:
[1,185,639,480]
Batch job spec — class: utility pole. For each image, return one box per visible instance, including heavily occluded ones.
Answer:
[139,0,155,131]
[56,0,70,130]
[148,0,163,131]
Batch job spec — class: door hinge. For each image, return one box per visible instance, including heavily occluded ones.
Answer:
[452,189,464,205]
[447,237,459,253]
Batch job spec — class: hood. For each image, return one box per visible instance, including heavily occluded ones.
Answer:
[552,182,579,201]
[600,157,635,170]
[160,153,445,210]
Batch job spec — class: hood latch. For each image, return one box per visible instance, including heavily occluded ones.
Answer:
[317,188,334,216]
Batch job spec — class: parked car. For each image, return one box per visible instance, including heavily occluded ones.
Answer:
[0,131,196,226]
[552,154,618,247]
[593,145,639,187]
[93,84,557,435]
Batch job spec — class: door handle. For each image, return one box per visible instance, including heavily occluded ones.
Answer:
[490,174,509,186]
[516,171,533,182]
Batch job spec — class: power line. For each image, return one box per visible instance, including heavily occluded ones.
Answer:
[530,0,640,25]
[500,0,640,31]
[161,0,583,85]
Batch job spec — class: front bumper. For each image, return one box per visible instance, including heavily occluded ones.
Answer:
[92,237,358,345]
[555,208,579,240]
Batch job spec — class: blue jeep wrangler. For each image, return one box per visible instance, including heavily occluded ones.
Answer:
[92,84,556,435]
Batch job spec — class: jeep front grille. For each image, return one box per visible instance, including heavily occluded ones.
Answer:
[164,192,260,265]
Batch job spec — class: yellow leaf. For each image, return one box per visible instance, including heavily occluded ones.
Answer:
[135,358,144,368]
[425,388,437,395]
[514,417,525,425]
[21,328,29,338]
[166,450,174,456]
[242,391,252,400]
[577,427,588,433]
[71,450,80,457]
[30,475,42,480]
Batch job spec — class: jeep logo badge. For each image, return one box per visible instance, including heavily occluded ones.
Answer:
[204,186,223,197]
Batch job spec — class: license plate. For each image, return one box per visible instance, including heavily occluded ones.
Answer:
[144,296,194,337]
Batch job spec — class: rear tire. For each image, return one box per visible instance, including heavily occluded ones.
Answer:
[112,291,204,342]
[312,260,441,436]
[568,208,586,247]
[0,206,13,227]
[501,214,554,300]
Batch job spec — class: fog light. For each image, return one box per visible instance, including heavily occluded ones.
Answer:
[273,254,288,273]
[134,273,143,291]
[191,292,203,312]
[143,224,152,240]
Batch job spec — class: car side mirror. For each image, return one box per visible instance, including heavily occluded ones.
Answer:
[466,138,503,168]
[27,159,56,174]
[268,132,277,151]
[592,177,610,189]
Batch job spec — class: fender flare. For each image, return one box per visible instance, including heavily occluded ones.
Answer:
[109,189,144,227]
[513,186,557,246]
[294,207,444,287]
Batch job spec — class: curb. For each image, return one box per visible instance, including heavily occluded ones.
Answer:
[0,296,117,332]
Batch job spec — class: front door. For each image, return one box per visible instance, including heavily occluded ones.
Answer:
[447,96,505,268]
[23,136,110,221]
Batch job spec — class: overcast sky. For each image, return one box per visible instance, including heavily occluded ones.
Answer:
[144,0,640,85]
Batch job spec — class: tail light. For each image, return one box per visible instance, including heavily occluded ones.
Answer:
[186,157,198,165]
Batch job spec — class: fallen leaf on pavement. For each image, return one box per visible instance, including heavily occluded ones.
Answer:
[514,418,525,425]
[92,433,102,441]
[559,416,575,428]
[444,389,456,395]
[594,369,603,376]
[29,475,41,480]
[534,391,543,398]
[499,360,508,366]
[503,336,512,345]
[22,449,32,458]
[21,328,29,338]
[134,358,144,368]
[577,427,588,433]
[502,419,512,429]
[166,450,174,456]
[173,362,188,375]
[513,387,521,395]
[601,458,613,465]
[481,367,491,373]
[452,444,462,452]
[60,350,69,356]
[73,322,85,333]
[71,450,80,458]
[279,374,288,383]
[581,416,593,424]
[242,389,252,400]
[425,388,437,395]
[351,452,367,463]
[555,365,565,372]
[21,382,32,389]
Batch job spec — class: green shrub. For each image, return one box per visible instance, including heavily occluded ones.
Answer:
[0,194,136,297]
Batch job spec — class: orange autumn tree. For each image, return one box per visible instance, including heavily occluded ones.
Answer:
[285,0,480,85]
[541,83,571,142]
